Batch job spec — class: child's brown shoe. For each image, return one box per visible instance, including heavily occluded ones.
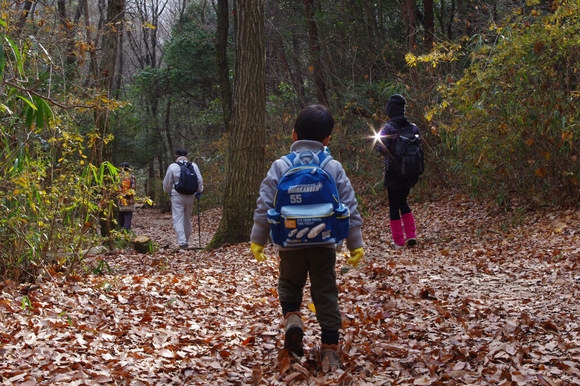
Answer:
[283,312,304,357]
[320,343,341,373]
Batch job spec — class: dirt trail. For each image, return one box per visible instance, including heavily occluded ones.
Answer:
[1,196,579,385]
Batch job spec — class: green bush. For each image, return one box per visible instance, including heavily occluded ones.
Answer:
[427,1,580,206]
[0,128,123,282]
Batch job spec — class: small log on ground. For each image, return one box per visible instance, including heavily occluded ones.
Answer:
[133,235,153,254]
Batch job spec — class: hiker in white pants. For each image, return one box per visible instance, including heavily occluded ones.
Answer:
[169,193,197,248]
[162,148,204,249]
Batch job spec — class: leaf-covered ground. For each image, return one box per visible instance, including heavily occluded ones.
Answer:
[1,195,579,385]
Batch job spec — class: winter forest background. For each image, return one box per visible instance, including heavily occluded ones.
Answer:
[1,0,579,280]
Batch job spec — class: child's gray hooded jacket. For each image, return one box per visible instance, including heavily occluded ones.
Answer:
[251,140,364,251]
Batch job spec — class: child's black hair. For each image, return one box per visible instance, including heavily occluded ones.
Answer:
[294,105,334,142]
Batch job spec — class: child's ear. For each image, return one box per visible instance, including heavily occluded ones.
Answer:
[322,135,331,146]
[292,129,298,142]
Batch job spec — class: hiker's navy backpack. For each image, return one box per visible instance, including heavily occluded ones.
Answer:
[174,161,199,195]
[392,122,425,176]
[267,150,350,247]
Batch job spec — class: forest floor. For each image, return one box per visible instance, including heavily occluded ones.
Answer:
[1,194,580,385]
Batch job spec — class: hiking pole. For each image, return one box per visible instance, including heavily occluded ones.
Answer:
[188,195,204,250]
[197,196,201,248]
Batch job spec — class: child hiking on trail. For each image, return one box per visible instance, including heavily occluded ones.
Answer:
[117,162,137,230]
[375,94,423,248]
[250,105,364,373]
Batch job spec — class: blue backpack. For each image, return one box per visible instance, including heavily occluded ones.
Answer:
[267,150,350,247]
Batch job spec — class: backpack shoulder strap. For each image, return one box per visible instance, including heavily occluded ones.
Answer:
[176,160,193,168]
[318,151,333,169]
[392,121,414,137]
[280,153,295,167]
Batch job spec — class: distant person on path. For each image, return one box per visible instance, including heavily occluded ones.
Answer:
[117,162,137,230]
[163,148,204,249]
[250,105,364,372]
[376,94,422,248]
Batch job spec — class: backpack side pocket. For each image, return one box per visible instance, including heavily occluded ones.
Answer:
[267,209,284,246]
[333,203,350,242]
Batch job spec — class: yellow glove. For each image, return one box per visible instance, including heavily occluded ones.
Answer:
[346,247,364,268]
[251,242,267,262]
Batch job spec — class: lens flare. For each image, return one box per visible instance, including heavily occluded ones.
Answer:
[364,121,389,151]
[368,129,386,150]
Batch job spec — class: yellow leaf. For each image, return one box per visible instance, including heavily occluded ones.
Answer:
[308,303,316,313]
[562,132,573,141]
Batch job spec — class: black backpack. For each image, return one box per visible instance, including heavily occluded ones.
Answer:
[174,161,199,195]
[391,122,425,176]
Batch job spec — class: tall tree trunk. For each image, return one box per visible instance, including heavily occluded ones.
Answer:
[215,0,233,133]
[93,0,124,165]
[57,0,78,73]
[448,0,456,39]
[290,33,307,106]
[435,0,445,38]
[98,0,124,94]
[265,0,282,95]
[436,0,456,40]
[90,0,125,238]
[268,3,304,104]
[303,0,328,106]
[208,0,266,247]
[422,0,435,49]
[377,1,384,35]
[164,96,174,156]
[85,0,99,82]
[15,0,34,36]
[112,13,126,98]
[401,0,417,52]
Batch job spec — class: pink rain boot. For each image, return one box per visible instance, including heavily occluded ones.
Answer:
[401,212,417,247]
[390,219,405,249]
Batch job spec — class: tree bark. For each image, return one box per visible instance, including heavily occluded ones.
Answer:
[401,0,417,52]
[133,235,153,253]
[303,0,328,106]
[112,13,125,97]
[92,0,124,164]
[208,0,266,247]
[448,0,456,39]
[215,0,233,133]
[15,0,34,36]
[88,0,125,236]
[291,33,306,106]
[422,0,435,50]
[56,0,78,72]
[164,96,174,155]
[98,0,124,94]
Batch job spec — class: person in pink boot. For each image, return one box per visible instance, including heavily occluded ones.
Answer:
[375,94,423,248]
